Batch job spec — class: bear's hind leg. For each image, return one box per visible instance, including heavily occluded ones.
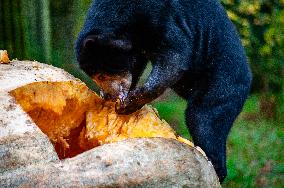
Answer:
[185,80,249,182]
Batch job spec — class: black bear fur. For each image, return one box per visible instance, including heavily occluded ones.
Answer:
[75,0,252,182]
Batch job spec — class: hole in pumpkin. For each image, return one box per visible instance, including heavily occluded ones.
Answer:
[10,81,100,159]
[10,81,192,159]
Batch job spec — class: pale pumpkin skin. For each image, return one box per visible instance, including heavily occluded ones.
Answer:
[0,59,220,187]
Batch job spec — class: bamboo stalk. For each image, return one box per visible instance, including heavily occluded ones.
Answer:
[41,0,51,63]
[3,0,13,56]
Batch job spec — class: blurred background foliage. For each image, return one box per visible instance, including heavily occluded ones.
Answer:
[0,0,283,187]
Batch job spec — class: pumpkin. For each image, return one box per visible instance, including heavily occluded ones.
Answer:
[0,52,220,187]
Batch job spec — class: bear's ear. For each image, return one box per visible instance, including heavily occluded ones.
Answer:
[82,37,96,49]
[82,35,132,52]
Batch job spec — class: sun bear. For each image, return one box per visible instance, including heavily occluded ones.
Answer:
[75,0,252,182]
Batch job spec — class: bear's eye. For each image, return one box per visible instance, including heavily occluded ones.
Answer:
[101,52,130,72]
[98,74,105,80]
[102,61,128,73]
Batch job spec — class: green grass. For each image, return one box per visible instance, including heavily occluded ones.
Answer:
[153,96,189,138]
[152,94,284,187]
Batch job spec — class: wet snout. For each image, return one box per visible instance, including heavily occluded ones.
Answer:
[92,72,132,101]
